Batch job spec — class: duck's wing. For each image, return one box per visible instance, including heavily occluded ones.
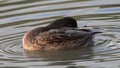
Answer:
[65,29,94,39]
[36,29,71,44]
[36,29,99,44]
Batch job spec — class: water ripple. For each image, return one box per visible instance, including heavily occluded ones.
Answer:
[0,33,23,56]
[0,0,120,68]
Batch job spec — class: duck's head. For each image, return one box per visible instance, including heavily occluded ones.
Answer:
[47,17,77,29]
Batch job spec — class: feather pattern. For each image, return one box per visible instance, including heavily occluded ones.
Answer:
[22,17,101,50]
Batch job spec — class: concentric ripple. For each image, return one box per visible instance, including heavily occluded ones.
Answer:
[0,0,120,68]
[0,33,23,56]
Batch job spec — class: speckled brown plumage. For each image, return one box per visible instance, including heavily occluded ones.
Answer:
[22,17,101,50]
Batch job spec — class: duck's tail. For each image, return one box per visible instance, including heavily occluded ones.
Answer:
[91,30,102,35]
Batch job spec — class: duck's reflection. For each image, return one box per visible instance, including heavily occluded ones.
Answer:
[24,47,94,61]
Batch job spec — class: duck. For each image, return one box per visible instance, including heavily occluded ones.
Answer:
[22,17,101,50]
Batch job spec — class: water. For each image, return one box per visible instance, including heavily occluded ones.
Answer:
[0,0,120,68]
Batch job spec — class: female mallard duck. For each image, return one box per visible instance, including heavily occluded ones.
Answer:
[22,17,101,50]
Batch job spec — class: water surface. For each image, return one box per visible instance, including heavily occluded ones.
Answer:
[0,0,120,68]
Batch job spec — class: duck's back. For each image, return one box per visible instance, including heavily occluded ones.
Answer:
[23,27,94,50]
